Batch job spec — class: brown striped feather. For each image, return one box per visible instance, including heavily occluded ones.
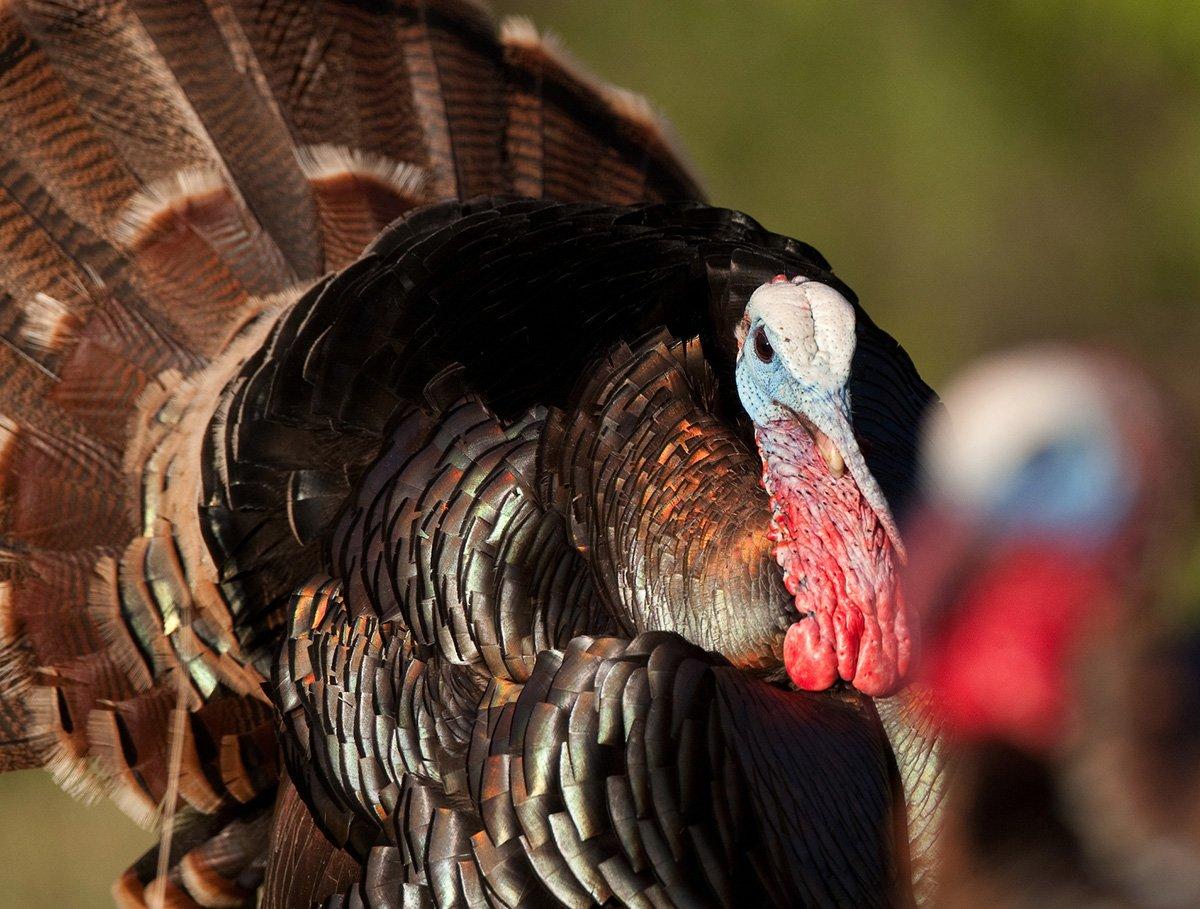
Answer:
[0,185,101,371]
[406,0,509,199]
[50,294,182,446]
[124,0,323,281]
[125,173,293,299]
[112,188,254,357]
[393,3,457,198]
[0,6,141,242]
[14,0,227,185]
[114,873,198,909]
[0,626,47,771]
[297,145,429,270]
[216,1,429,167]
[12,0,299,294]
[500,16,704,203]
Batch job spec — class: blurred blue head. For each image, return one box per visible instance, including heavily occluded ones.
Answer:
[921,347,1141,549]
[985,425,1132,543]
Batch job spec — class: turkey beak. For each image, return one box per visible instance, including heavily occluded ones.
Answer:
[777,388,907,564]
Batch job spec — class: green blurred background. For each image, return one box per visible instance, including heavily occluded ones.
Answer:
[3,1,1199,904]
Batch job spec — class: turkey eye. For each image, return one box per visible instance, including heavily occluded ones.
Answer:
[753,326,774,363]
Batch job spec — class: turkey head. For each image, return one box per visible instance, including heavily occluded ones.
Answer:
[907,345,1196,906]
[736,275,911,696]
[910,346,1172,751]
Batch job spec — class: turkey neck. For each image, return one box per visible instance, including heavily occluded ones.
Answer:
[754,418,910,697]
[755,418,896,596]
[877,685,947,905]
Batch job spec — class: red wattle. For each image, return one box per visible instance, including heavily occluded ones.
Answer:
[923,546,1112,752]
[759,420,911,698]
[785,619,838,690]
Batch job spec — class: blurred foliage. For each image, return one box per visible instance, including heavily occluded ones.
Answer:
[0,770,154,906]
[3,2,1198,905]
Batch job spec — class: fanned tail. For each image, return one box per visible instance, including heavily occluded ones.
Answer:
[0,0,703,904]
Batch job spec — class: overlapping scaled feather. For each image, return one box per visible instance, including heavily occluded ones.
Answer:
[240,197,935,906]
[276,586,912,907]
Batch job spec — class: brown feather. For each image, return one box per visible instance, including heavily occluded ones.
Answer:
[261,775,361,908]
[50,296,179,446]
[5,415,131,548]
[297,145,429,270]
[125,0,323,280]
[0,186,99,373]
[0,632,47,771]
[407,0,509,199]
[0,6,140,241]
[500,17,704,203]
[114,186,253,357]
[216,1,429,166]
[114,872,199,909]
[14,0,226,185]
[14,1,299,294]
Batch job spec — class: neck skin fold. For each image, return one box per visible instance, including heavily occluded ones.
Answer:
[755,419,911,696]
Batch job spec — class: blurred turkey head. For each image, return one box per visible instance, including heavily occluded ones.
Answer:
[908,346,1173,754]
[736,275,911,696]
[906,345,1200,906]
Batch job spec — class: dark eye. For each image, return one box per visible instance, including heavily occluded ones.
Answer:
[753,326,775,363]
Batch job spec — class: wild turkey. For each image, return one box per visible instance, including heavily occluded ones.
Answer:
[908,346,1199,907]
[0,2,940,905]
